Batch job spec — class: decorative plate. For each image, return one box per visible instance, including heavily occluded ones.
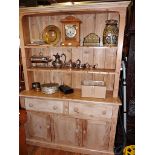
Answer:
[42,25,61,45]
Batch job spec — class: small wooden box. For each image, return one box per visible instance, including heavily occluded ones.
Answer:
[81,80,106,98]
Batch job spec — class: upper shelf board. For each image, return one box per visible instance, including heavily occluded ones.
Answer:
[24,44,118,49]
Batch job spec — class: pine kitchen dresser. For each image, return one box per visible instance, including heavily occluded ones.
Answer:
[19,1,130,155]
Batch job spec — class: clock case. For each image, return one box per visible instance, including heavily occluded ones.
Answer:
[61,16,81,46]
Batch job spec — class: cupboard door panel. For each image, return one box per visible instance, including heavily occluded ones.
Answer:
[53,115,82,146]
[26,111,51,142]
[83,120,111,150]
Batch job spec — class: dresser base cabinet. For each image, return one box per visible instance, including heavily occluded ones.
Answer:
[23,97,119,155]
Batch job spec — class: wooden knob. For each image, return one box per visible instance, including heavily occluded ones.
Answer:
[29,103,33,107]
[53,105,58,110]
[74,107,79,113]
[83,130,86,134]
[47,125,50,129]
[89,114,93,117]
[102,111,106,115]
[75,129,79,133]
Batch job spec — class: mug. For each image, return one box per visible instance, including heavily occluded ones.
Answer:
[32,82,41,91]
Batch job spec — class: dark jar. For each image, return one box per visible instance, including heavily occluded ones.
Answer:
[103,20,119,46]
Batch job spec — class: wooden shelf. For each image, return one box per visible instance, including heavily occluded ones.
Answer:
[20,89,121,105]
[20,1,130,16]
[27,67,116,75]
[24,44,118,49]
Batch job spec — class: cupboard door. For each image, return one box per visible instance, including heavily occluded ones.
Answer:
[82,120,111,150]
[53,115,82,146]
[26,111,51,142]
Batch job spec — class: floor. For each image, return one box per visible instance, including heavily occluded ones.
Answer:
[27,145,87,155]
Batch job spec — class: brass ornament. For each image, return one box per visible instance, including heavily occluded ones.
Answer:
[83,33,100,46]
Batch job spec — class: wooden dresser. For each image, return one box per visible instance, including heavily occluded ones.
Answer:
[19,1,130,155]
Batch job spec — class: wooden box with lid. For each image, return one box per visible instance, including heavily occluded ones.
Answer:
[81,80,106,98]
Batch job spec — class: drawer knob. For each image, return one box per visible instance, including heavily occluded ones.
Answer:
[83,130,86,134]
[102,111,106,115]
[75,129,79,133]
[29,103,33,107]
[53,105,58,110]
[74,107,79,113]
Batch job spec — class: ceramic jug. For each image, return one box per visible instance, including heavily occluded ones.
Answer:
[103,19,119,46]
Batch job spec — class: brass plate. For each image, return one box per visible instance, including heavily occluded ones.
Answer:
[42,25,61,45]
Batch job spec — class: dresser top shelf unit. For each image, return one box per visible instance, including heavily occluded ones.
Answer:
[20,1,130,98]
[20,89,121,105]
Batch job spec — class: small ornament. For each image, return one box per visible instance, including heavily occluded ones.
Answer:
[83,33,100,46]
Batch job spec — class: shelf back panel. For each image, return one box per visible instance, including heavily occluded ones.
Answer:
[28,12,119,46]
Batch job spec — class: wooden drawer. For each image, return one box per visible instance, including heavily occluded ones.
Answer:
[25,98,63,114]
[69,101,113,119]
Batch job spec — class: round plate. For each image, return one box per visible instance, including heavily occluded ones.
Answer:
[42,25,61,45]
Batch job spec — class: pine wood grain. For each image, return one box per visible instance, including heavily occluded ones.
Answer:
[20,1,130,16]
[20,109,27,155]
[27,144,84,155]
[20,89,121,105]
[27,139,114,155]
[113,9,127,97]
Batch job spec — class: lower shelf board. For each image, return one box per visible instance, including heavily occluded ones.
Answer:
[20,89,121,105]
[27,67,116,75]
[27,139,114,155]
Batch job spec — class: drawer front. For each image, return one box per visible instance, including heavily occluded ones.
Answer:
[69,102,113,119]
[25,98,63,113]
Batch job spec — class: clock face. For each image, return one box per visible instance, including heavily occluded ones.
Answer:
[65,25,77,38]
